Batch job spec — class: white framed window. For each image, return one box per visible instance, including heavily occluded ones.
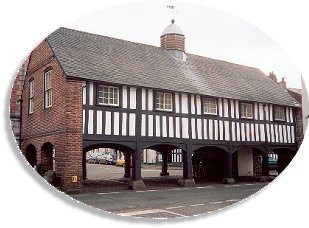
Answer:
[29,80,34,114]
[98,85,119,106]
[203,97,217,115]
[44,70,52,108]
[240,103,253,119]
[155,92,172,111]
[274,106,285,121]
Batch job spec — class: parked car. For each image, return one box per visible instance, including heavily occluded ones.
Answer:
[87,156,97,164]
[96,154,107,164]
[105,155,116,165]
[116,158,125,167]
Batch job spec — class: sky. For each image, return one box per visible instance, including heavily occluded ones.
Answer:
[68,0,301,89]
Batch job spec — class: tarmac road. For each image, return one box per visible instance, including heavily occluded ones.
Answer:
[71,182,267,218]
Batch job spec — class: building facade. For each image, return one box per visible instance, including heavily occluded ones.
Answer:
[17,21,300,192]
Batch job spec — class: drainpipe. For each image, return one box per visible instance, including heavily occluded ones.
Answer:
[18,98,23,150]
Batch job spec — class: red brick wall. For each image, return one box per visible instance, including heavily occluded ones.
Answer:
[21,40,83,192]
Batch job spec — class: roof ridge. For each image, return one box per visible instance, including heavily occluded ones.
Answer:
[186,52,261,72]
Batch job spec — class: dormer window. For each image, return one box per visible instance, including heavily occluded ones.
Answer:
[155,92,172,111]
[240,103,253,119]
[98,85,119,106]
[274,106,285,121]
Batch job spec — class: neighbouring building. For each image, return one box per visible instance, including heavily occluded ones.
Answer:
[272,75,304,148]
[16,21,301,192]
[10,59,29,147]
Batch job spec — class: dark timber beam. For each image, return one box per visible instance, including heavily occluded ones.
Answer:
[222,152,235,184]
[129,88,146,190]
[160,150,170,176]
[262,153,270,176]
[178,143,195,187]
[123,153,131,178]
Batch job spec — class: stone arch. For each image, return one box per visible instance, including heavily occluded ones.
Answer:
[25,144,37,167]
[41,142,54,175]
[192,146,229,182]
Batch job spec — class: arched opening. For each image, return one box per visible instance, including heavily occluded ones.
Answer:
[141,144,184,187]
[41,142,55,175]
[25,144,37,167]
[232,147,271,181]
[192,146,229,182]
[273,148,297,174]
[83,142,134,190]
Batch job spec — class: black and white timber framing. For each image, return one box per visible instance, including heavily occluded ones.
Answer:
[82,81,297,152]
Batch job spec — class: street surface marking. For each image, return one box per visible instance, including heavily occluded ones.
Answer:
[224,184,240,187]
[117,209,187,218]
[97,191,120,195]
[136,191,146,193]
[225,199,239,202]
[209,201,223,204]
[147,190,157,192]
[166,205,186,210]
[118,209,166,216]
[190,204,205,207]
[167,188,188,191]
[164,210,188,218]
[196,186,213,189]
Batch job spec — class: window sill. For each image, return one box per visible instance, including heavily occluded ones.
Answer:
[240,116,254,120]
[97,103,120,107]
[203,112,218,116]
[274,119,286,123]
[155,108,173,113]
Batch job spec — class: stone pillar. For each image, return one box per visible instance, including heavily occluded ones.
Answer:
[160,151,169,176]
[123,153,131,178]
[178,147,195,187]
[222,153,235,184]
[262,153,269,176]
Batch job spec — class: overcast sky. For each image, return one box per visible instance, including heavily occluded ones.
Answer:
[68,0,301,88]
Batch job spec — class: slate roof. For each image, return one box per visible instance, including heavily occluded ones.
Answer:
[46,27,299,107]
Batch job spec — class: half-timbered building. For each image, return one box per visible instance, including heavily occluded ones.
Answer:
[20,21,300,191]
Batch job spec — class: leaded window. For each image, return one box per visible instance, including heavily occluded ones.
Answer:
[98,85,119,106]
[240,103,253,119]
[155,92,172,111]
[203,98,217,115]
[274,106,285,121]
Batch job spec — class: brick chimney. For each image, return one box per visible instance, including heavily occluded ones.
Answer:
[278,77,287,89]
[269,71,277,83]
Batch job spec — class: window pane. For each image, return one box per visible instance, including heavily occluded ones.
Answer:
[204,98,217,114]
